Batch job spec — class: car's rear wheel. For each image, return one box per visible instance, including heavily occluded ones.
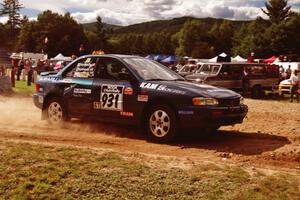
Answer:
[45,97,66,125]
[146,105,178,143]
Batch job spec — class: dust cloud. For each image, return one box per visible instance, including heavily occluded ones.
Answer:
[0,96,41,127]
[0,96,131,137]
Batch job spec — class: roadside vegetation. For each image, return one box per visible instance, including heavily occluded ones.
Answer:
[1,0,300,59]
[13,80,35,96]
[0,141,299,199]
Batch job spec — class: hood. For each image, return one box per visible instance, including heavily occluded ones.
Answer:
[280,79,291,85]
[152,80,240,99]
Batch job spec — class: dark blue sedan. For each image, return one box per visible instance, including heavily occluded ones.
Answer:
[33,55,248,142]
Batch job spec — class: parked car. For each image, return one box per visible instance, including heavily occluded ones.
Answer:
[33,55,248,142]
[186,62,280,98]
[178,60,203,77]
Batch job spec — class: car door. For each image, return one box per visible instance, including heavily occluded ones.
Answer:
[91,57,138,122]
[62,57,97,115]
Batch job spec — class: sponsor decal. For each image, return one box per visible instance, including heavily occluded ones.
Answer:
[157,85,186,94]
[40,77,59,82]
[101,85,124,111]
[120,112,134,117]
[137,95,149,102]
[74,88,92,94]
[178,110,194,115]
[61,79,72,83]
[140,82,185,94]
[93,102,101,110]
[124,87,133,95]
[140,82,159,90]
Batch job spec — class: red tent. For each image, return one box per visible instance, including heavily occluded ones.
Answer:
[263,56,277,63]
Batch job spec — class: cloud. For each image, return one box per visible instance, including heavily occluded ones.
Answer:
[12,0,300,25]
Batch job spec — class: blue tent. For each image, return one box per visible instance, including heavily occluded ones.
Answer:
[161,56,177,63]
[154,55,167,62]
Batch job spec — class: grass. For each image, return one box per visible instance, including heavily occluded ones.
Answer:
[0,141,299,199]
[13,80,35,95]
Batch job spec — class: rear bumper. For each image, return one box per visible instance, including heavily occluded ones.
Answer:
[178,105,248,129]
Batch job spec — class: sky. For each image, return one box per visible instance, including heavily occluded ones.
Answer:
[1,0,300,25]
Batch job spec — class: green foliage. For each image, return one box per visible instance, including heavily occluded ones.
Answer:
[0,0,23,30]
[0,0,23,49]
[262,0,291,24]
[15,10,87,57]
[232,17,272,58]
[176,20,214,58]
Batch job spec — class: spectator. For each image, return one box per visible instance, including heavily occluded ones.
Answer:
[79,44,86,56]
[279,65,286,82]
[286,65,292,79]
[17,58,24,81]
[289,70,299,103]
[25,58,33,86]
[242,66,250,97]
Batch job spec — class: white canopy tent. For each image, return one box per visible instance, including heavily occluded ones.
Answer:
[51,53,72,62]
[232,55,247,62]
[208,53,228,62]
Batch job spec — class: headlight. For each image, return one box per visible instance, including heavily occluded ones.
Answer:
[240,96,244,104]
[192,97,219,106]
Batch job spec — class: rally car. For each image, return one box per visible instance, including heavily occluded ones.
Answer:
[33,55,248,142]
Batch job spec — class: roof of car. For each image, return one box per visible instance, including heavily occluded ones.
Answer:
[202,62,273,65]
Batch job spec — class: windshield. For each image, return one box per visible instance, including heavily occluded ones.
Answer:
[179,65,197,73]
[198,64,221,74]
[124,58,184,81]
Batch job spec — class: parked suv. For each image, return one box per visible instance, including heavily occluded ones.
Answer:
[186,63,279,98]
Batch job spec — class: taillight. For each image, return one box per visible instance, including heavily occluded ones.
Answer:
[35,84,39,92]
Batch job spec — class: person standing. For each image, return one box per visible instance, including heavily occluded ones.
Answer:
[25,58,33,86]
[289,70,299,102]
[242,66,250,97]
[286,65,292,79]
[17,58,24,81]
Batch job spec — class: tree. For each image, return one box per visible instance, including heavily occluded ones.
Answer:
[93,16,107,51]
[262,0,291,23]
[232,17,272,58]
[176,20,213,58]
[210,20,234,54]
[16,10,87,57]
[0,0,23,31]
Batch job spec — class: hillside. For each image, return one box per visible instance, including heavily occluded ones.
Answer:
[83,22,122,32]
[83,16,250,35]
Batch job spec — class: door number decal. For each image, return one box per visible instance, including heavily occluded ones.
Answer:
[100,85,124,111]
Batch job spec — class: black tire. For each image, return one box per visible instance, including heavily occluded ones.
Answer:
[44,97,67,125]
[146,104,178,143]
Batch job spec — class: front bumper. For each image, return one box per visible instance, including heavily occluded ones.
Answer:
[178,104,248,129]
[279,84,292,95]
[33,93,44,109]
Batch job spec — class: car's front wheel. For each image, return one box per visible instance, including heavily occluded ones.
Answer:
[146,105,178,143]
[45,97,67,125]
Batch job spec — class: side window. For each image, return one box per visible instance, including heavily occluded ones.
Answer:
[96,58,130,81]
[65,57,97,78]
[219,65,230,79]
[230,65,243,80]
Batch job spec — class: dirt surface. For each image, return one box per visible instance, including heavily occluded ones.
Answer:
[0,96,300,173]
